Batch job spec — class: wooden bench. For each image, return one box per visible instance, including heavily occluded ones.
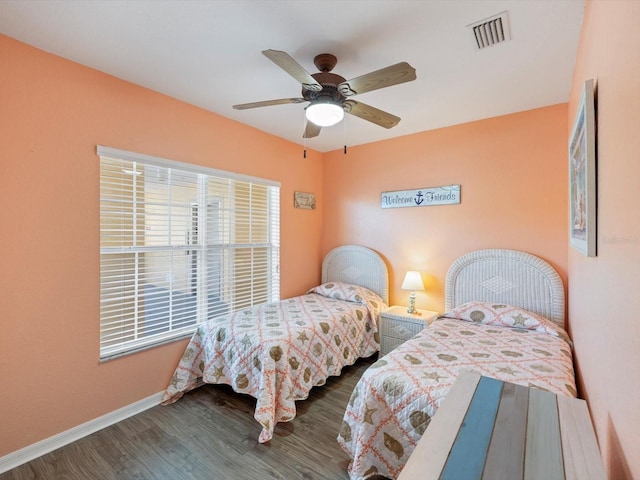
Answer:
[398,371,606,480]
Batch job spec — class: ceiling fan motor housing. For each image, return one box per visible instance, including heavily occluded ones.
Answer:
[303,72,347,106]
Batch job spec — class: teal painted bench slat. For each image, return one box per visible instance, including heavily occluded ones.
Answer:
[440,376,503,480]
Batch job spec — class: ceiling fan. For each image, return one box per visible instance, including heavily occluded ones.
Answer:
[233,50,417,138]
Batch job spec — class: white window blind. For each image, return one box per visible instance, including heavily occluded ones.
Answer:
[98,146,280,360]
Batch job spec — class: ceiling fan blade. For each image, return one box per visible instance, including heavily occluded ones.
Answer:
[338,62,416,96]
[262,49,323,92]
[303,121,321,138]
[233,98,306,110]
[343,100,401,129]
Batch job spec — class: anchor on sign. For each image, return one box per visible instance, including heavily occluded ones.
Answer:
[414,191,424,206]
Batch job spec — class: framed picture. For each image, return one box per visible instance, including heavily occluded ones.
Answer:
[294,191,316,210]
[569,79,597,257]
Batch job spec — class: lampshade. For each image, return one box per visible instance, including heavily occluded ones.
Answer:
[305,102,344,127]
[401,271,425,291]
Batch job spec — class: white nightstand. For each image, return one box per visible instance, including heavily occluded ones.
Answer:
[379,306,439,355]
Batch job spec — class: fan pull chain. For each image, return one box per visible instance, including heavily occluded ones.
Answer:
[343,112,348,155]
[303,110,307,158]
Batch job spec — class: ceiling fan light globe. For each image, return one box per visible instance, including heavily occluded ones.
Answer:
[306,102,344,127]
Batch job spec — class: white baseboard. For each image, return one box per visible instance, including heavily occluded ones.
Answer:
[0,391,165,474]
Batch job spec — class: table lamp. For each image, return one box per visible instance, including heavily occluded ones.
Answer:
[401,270,425,315]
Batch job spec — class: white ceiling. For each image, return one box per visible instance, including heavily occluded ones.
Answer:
[0,0,584,153]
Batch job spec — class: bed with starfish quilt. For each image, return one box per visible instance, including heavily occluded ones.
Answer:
[338,249,577,480]
[161,245,389,443]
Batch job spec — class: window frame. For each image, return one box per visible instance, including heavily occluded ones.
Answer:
[97,145,280,360]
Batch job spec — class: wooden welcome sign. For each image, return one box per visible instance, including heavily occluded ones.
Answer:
[381,185,460,209]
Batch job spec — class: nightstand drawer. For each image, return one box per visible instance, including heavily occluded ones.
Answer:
[379,306,439,355]
[380,335,407,356]
[380,316,425,341]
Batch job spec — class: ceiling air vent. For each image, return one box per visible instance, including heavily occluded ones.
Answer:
[468,11,511,50]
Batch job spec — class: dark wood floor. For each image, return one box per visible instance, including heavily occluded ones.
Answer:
[1,354,378,480]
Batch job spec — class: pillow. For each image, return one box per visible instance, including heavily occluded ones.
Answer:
[441,301,566,339]
[307,282,384,310]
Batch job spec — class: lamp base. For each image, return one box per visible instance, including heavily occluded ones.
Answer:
[406,291,421,315]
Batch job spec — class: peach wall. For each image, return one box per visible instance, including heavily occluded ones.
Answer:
[0,35,323,456]
[567,1,640,478]
[322,105,569,312]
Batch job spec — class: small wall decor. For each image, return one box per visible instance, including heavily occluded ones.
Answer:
[381,185,460,209]
[569,79,596,257]
[294,191,316,210]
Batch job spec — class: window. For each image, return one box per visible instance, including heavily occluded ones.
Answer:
[98,146,280,360]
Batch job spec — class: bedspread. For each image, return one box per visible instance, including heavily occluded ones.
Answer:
[338,318,576,480]
[162,285,383,443]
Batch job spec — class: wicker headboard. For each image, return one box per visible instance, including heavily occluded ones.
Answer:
[444,249,565,328]
[322,245,389,305]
